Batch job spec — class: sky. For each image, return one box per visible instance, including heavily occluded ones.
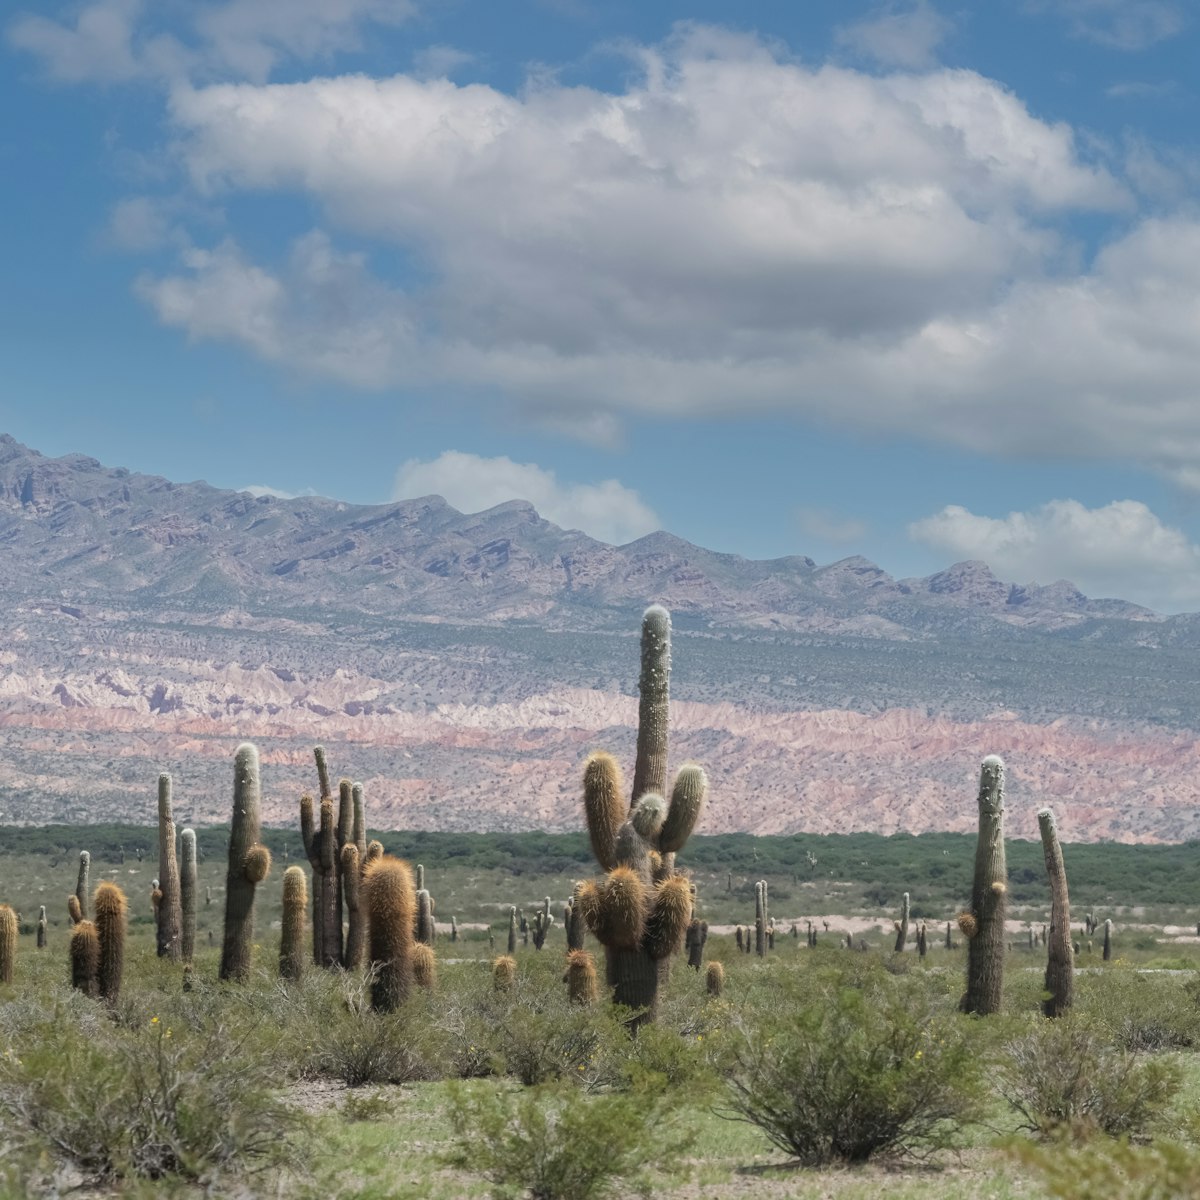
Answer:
[4,0,1200,612]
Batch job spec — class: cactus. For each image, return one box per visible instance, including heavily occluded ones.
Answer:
[450,915,458,943]
[69,920,99,996]
[917,921,928,959]
[219,742,272,983]
[93,881,126,1003]
[578,606,707,1026]
[492,954,516,991]
[1103,918,1113,962]
[685,919,707,970]
[565,949,598,1005]
[1037,807,1074,1017]
[566,883,587,951]
[75,851,90,921]
[364,856,416,1011]
[961,756,1007,1016]
[735,926,744,952]
[507,905,517,955]
[945,921,953,950]
[0,905,16,983]
[280,865,308,982]
[412,943,436,990]
[755,880,768,956]
[36,906,46,949]
[532,897,553,950]
[156,774,182,960]
[414,889,435,946]
[705,960,724,998]
[894,892,910,954]
[180,828,197,964]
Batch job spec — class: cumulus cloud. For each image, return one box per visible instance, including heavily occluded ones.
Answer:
[393,451,660,545]
[7,0,416,84]
[836,1,952,69]
[1045,0,1186,51]
[909,499,1200,612]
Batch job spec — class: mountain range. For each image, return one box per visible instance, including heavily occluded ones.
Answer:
[0,432,1196,844]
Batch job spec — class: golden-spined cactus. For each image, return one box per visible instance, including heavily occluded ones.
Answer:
[70,920,100,996]
[364,856,416,1012]
[93,882,127,1003]
[705,960,724,998]
[564,949,598,1005]
[412,942,437,991]
[67,894,83,926]
[280,865,308,982]
[219,743,272,983]
[492,954,517,992]
[578,606,708,1026]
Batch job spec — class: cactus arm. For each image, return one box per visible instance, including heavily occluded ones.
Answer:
[658,765,707,855]
[313,745,332,802]
[583,752,626,872]
[894,892,910,954]
[631,605,671,804]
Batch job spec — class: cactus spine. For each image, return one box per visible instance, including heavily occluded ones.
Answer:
[156,775,183,960]
[565,949,598,1004]
[93,881,126,1003]
[1037,807,1074,1017]
[75,851,90,920]
[70,920,99,996]
[0,906,16,983]
[280,865,308,982]
[36,906,46,949]
[894,892,910,953]
[961,755,1007,1015]
[579,606,707,1026]
[364,856,416,1012]
[219,742,272,983]
[180,827,197,964]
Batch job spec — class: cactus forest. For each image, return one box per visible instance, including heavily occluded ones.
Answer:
[2,605,1200,1199]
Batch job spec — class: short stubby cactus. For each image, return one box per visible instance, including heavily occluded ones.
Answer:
[364,856,416,1012]
[70,920,100,996]
[705,960,724,998]
[564,949,598,1005]
[578,605,708,1026]
[412,942,437,991]
[492,954,517,991]
[0,905,16,983]
[219,743,272,983]
[961,755,1007,1015]
[93,881,127,1003]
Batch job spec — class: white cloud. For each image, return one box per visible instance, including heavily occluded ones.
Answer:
[836,1,952,69]
[241,483,296,499]
[909,499,1200,612]
[393,451,659,545]
[1051,1,1186,51]
[411,44,475,81]
[796,508,868,545]
[7,0,416,84]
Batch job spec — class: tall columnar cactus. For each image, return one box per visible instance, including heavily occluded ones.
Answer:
[532,897,553,950]
[70,920,100,996]
[507,905,517,955]
[93,881,126,1003]
[578,605,707,1025]
[75,851,90,920]
[156,774,183,961]
[1037,807,1074,1017]
[301,747,344,969]
[961,755,1007,1016]
[364,856,416,1012]
[0,905,16,983]
[565,949,598,1005]
[219,742,272,983]
[754,880,769,956]
[416,889,435,946]
[566,883,586,951]
[685,919,708,970]
[37,906,47,949]
[917,921,928,959]
[341,782,370,969]
[280,865,308,982]
[300,792,323,966]
[180,828,197,964]
[1103,918,1113,962]
[894,892,910,954]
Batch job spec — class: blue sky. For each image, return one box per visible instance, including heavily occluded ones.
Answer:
[4,0,1200,611]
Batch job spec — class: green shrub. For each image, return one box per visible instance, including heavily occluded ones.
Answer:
[998,1018,1183,1137]
[1076,971,1200,1051]
[442,1079,688,1200]
[724,972,984,1164]
[1011,1135,1200,1199]
[0,1012,301,1185]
